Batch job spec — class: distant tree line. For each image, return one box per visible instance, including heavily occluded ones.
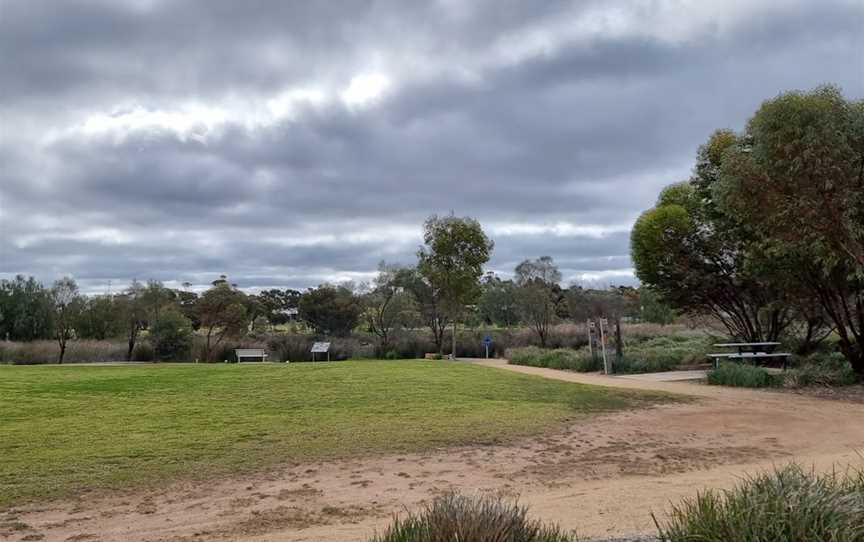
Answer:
[631,85,863,374]
[1,213,670,363]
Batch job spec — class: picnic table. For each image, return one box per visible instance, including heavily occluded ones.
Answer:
[707,342,792,370]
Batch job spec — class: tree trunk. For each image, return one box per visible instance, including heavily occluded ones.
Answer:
[58,340,66,364]
[615,318,624,361]
[451,321,456,359]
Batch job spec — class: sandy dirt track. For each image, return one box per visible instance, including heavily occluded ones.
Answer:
[4,360,863,542]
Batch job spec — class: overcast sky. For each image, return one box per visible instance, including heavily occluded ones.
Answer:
[1,0,862,294]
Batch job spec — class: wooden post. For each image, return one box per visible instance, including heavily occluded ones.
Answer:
[599,318,609,375]
[615,317,623,364]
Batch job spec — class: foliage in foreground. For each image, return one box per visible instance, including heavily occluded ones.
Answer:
[654,464,864,542]
[706,362,776,388]
[370,493,578,542]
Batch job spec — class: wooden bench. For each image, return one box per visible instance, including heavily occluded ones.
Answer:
[234,348,268,362]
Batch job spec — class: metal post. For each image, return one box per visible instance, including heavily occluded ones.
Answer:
[485,344,489,359]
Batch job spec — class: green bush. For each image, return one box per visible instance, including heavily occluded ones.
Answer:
[786,353,859,387]
[654,464,864,542]
[707,362,776,388]
[370,493,578,542]
[150,310,193,361]
[613,354,680,374]
[131,341,154,362]
[506,347,600,372]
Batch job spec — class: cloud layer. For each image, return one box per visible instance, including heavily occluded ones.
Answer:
[2,0,862,293]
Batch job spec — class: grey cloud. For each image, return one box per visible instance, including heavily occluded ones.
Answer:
[1,0,862,291]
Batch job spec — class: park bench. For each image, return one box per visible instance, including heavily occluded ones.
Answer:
[234,348,268,362]
[707,342,792,370]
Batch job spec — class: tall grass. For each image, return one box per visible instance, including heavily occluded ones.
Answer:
[654,464,864,542]
[370,493,579,542]
[0,340,129,364]
[706,362,777,388]
[786,352,859,387]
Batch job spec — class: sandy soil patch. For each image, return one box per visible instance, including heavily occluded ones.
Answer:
[5,360,863,542]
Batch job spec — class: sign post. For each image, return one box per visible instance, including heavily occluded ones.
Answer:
[311,342,331,362]
[482,335,493,359]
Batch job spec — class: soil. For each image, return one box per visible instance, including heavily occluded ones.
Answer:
[3,359,863,542]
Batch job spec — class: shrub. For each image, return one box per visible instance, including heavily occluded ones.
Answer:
[613,355,680,374]
[654,463,864,542]
[150,310,193,361]
[131,341,154,362]
[506,347,600,372]
[786,352,859,387]
[707,363,776,388]
[370,493,578,542]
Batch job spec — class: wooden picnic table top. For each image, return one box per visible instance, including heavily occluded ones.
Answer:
[713,342,781,347]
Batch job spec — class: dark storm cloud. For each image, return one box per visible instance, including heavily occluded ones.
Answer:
[1,0,861,292]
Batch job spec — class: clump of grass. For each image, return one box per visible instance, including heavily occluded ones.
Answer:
[370,493,579,542]
[786,353,859,387]
[706,362,777,388]
[506,347,600,372]
[654,463,864,541]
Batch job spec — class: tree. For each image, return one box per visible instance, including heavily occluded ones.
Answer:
[257,288,301,326]
[140,280,176,328]
[114,280,148,361]
[477,272,519,327]
[50,277,83,364]
[639,287,676,325]
[514,257,562,347]
[196,281,248,361]
[363,263,414,354]
[175,289,200,330]
[416,214,494,355]
[630,148,794,342]
[298,284,360,337]
[150,309,193,361]
[77,295,121,340]
[0,275,54,341]
[716,86,864,372]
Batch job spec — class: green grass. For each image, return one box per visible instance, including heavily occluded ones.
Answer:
[0,360,675,509]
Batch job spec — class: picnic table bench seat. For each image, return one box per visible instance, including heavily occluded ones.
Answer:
[707,342,791,369]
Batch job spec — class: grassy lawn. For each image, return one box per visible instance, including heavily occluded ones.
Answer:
[0,360,676,508]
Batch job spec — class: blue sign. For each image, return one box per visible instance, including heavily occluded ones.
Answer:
[483,335,493,345]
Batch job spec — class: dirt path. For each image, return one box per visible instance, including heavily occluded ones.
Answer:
[4,360,863,542]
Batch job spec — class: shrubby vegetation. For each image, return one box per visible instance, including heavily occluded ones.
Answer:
[786,353,859,388]
[506,346,600,372]
[654,464,864,542]
[370,493,578,542]
[507,330,710,374]
[707,363,776,388]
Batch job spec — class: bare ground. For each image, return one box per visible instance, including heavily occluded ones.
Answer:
[3,360,863,542]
